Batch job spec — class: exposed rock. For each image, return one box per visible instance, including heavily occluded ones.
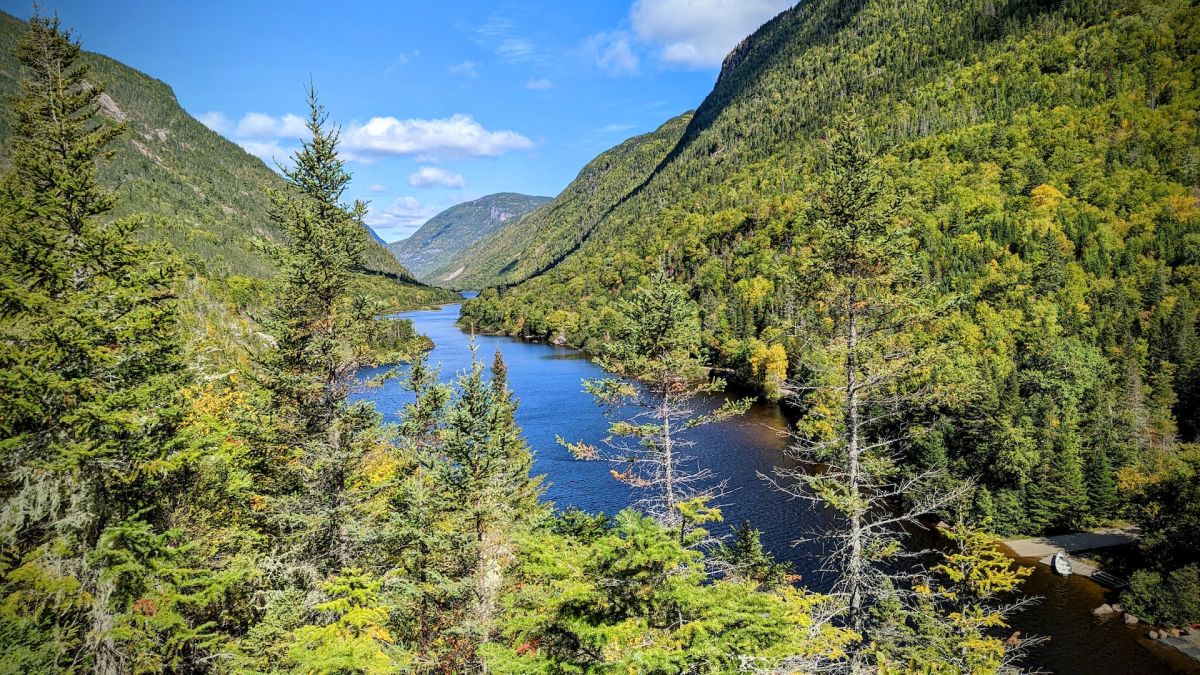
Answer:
[1149,630,1160,640]
[551,333,567,346]
[96,92,127,122]
[1111,603,1123,613]
[1092,604,1114,616]
[129,139,163,165]
[1166,628,1181,638]
[1124,613,1139,625]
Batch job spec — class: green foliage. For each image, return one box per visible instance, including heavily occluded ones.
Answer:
[483,509,855,673]
[388,192,551,285]
[569,273,751,533]
[875,528,1034,674]
[1120,444,1200,627]
[1122,564,1200,628]
[714,520,793,589]
[252,90,392,575]
[0,13,232,671]
[290,569,405,675]
[464,0,1200,537]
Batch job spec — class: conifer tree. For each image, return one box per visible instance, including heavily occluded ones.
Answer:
[0,14,191,672]
[384,349,541,671]
[383,354,470,670]
[256,87,383,575]
[563,272,749,540]
[439,346,540,651]
[771,117,968,671]
[874,527,1040,673]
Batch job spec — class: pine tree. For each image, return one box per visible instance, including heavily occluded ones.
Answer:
[563,271,749,540]
[0,14,190,672]
[256,88,383,575]
[875,527,1039,673]
[771,117,968,671]
[439,346,541,653]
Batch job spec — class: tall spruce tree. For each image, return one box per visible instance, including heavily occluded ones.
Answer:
[439,346,540,659]
[770,118,967,671]
[0,14,191,673]
[563,272,749,540]
[378,348,541,672]
[256,88,383,575]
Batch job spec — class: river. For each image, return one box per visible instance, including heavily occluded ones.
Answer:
[355,301,1192,674]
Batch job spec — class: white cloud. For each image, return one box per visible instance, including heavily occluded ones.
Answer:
[496,38,535,61]
[343,114,534,160]
[475,13,542,65]
[196,111,296,167]
[367,184,388,193]
[237,139,293,165]
[598,123,635,133]
[384,49,420,74]
[408,166,466,189]
[630,0,792,67]
[583,31,640,75]
[449,60,478,79]
[524,77,554,90]
[197,111,230,134]
[235,112,308,139]
[365,196,440,240]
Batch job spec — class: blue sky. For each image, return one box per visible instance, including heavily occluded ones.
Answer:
[5,1,792,241]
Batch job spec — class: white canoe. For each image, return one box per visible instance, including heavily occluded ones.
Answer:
[1051,551,1073,576]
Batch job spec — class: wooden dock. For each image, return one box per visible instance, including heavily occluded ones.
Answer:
[1159,632,1200,663]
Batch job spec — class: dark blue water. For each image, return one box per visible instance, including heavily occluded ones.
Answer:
[354,302,837,587]
[355,300,1191,675]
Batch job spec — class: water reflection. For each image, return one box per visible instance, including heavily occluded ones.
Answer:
[355,302,1187,674]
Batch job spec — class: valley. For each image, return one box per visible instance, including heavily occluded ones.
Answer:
[0,1,1197,672]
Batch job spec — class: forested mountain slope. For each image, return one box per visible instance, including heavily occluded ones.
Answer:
[447,113,693,289]
[463,0,1200,535]
[387,192,549,284]
[0,11,453,310]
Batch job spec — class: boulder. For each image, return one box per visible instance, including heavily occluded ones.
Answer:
[1092,604,1114,616]
[1111,603,1123,613]
[1149,631,1160,640]
[1166,628,1181,638]
[1124,614,1139,625]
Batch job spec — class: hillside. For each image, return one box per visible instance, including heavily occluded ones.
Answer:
[463,0,1200,535]
[0,11,454,310]
[444,113,693,289]
[387,192,549,284]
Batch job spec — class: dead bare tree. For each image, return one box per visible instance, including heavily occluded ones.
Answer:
[560,272,750,542]
[763,118,976,673]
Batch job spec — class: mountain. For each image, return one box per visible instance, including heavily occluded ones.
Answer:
[437,116,692,289]
[463,0,1200,535]
[0,11,455,310]
[387,192,550,284]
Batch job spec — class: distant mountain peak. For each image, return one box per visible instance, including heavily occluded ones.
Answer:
[387,192,551,285]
